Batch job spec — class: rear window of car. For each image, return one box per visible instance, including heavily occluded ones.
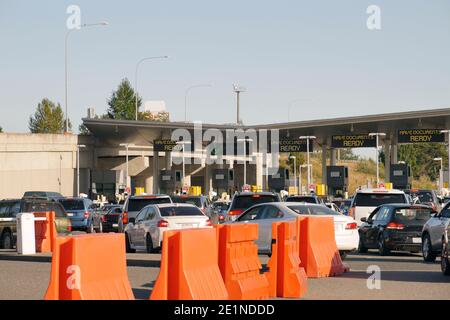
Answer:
[407,191,434,204]
[212,202,230,210]
[354,193,406,207]
[159,206,204,216]
[172,197,202,208]
[394,208,433,224]
[128,198,171,212]
[287,205,340,216]
[232,195,278,210]
[59,199,85,211]
[286,196,318,204]
[22,202,67,217]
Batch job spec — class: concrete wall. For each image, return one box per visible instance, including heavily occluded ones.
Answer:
[0,133,94,199]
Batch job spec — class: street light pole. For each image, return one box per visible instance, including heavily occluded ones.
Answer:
[65,21,109,132]
[289,156,297,193]
[441,130,450,190]
[76,144,86,197]
[369,132,386,187]
[184,84,212,122]
[176,141,192,188]
[299,136,316,190]
[237,138,253,187]
[134,56,169,121]
[233,85,246,125]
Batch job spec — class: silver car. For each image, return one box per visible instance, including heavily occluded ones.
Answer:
[124,203,212,253]
[230,202,359,257]
[421,202,450,262]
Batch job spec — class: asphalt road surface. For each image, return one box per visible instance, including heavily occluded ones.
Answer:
[0,249,449,300]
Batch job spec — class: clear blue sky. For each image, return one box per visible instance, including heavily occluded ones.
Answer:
[1,0,450,135]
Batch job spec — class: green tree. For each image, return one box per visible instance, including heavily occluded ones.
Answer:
[398,143,447,181]
[29,98,71,134]
[107,78,142,120]
[0,126,3,133]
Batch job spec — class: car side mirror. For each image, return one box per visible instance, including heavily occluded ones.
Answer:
[360,217,367,223]
[128,217,136,224]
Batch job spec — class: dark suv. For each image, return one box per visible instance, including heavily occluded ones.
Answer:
[0,197,71,249]
[226,192,281,222]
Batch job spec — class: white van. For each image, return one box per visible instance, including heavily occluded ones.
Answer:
[350,188,409,226]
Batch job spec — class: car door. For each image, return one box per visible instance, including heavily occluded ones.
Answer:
[363,207,383,248]
[130,208,148,246]
[430,205,450,250]
[257,205,287,253]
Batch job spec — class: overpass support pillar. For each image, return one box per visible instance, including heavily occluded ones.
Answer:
[153,152,160,194]
[330,148,337,166]
[392,144,398,164]
[384,139,391,183]
[322,144,327,185]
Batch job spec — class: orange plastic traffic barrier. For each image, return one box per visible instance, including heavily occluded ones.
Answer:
[296,216,349,278]
[44,233,134,300]
[217,224,269,300]
[265,221,308,298]
[34,212,57,253]
[150,228,228,300]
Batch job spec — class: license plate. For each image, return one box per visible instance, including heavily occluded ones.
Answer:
[412,237,422,244]
[113,224,118,228]
[67,213,73,217]
[181,224,194,228]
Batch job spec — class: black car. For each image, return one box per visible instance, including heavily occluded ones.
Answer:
[226,192,281,222]
[101,205,123,233]
[358,204,436,255]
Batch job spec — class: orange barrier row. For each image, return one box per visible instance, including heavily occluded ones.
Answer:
[150,228,228,300]
[34,212,57,253]
[297,216,349,278]
[45,233,134,300]
[217,224,269,300]
[266,221,308,298]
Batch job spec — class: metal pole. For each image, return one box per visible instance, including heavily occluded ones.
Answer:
[126,144,129,188]
[307,138,310,188]
[293,157,297,192]
[448,132,450,190]
[243,140,247,186]
[64,30,72,133]
[299,166,302,195]
[376,135,379,187]
[182,145,185,187]
[237,91,240,124]
[76,146,80,197]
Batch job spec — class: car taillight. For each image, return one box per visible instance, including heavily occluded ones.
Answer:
[206,219,212,226]
[219,215,225,221]
[345,222,358,230]
[228,209,244,216]
[84,211,90,219]
[67,225,72,232]
[157,219,169,228]
[387,222,405,230]
[122,212,128,225]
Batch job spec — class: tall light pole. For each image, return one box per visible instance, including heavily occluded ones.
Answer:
[289,156,297,193]
[369,132,386,187]
[299,136,316,189]
[135,56,169,121]
[184,84,212,122]
[76,145,86,197]
[434,157,443,191]
[299,164,311,195]
[441,130,450,190]
[233,84,246,125]
[65,21,109,132]
[237,138,253,187]
[120,143,135,191]
[176,141,192,187]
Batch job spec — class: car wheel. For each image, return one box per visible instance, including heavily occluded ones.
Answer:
[378,235,390,256]
[358,237,368,254]
[1,230,13,250]
[87,223,95,234]
[422,233,437,262]
[146,234,158,254]
[98,221,103,233]
[441,238,450,276]
[125,233,136,253]
[340,251,348,260]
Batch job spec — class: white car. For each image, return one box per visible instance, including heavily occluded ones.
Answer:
[231,202,359,258]
[350,188,409,226]
[124,203,212,253]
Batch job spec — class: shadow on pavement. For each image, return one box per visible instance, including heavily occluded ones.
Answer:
[340,270,450,283]
[0,254,51,263]
[126,259,160,268]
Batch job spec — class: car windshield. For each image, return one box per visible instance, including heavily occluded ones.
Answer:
[172,197,202,208]
[159,206,204,216]
[58,199,85,211]
[394,207,433,224]
[287,205,340,216]
[232,195,278,210]
[286,196,317,203]
[128,198,171,212]
[354,193,406,207]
